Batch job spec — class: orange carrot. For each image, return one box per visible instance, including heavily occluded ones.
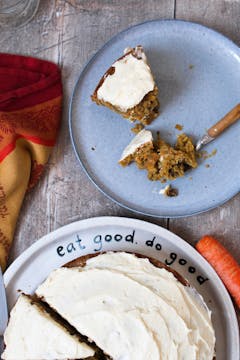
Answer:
[196,235,240,308]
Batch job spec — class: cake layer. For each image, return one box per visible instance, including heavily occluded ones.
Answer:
[2,294,95,360]
[36,252,215,360]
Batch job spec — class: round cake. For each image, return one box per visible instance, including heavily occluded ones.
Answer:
[39,251,216,360]
[2,251,216,360]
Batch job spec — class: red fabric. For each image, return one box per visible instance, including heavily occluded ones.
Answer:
[0,54,62,270]
[0,53,62,111]
[0,53,62,163]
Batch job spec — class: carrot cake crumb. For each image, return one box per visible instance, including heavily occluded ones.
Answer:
[198,149,217,160]
[119,129,198,183]
[175,124,183,131]
[131,123,144,134]
[160,184,178,197]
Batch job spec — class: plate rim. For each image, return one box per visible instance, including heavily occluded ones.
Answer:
[69,18,240,218]
[4,216,240,359]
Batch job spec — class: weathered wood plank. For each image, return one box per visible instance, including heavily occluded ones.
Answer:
[1,0,61,263]
[168,0,240,263]
[175,0,240,46]
[169,194,240,260]
[6,0,175,263]
[2,0,239,272]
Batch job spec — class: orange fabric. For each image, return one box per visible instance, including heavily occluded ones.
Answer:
[0,54,62,270]
[0,97,61,162]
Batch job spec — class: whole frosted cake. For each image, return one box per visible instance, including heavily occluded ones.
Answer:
[2,252,215,360]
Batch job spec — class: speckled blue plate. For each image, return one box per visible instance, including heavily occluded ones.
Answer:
[69,19,240,218]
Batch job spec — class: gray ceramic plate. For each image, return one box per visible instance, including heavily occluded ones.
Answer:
[3,217,239,359]
[69,20,240,218]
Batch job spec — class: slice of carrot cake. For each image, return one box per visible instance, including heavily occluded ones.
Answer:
[119,129,198,182]
[2,294,95,360]
[91,46,159,125]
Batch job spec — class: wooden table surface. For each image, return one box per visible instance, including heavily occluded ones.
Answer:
[1,1,239,270]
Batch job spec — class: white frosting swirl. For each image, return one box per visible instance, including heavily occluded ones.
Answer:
[2,294,94,360]
[36,252,215,360]
[97,48,155,112]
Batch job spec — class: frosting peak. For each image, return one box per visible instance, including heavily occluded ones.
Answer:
[97,47,155,112]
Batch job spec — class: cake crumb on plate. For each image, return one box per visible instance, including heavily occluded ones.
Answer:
[131,123,144,134]
[175,124,183,131]
[159,184,179,197]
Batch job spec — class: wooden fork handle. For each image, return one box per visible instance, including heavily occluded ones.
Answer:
[208,103,240,138]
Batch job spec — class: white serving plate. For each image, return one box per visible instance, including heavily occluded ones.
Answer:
[4,217,239,359]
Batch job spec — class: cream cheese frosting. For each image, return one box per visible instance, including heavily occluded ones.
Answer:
[97,47,155,112]
[36,252,215,360]
[2,294,94,360]
[119,129,153,162]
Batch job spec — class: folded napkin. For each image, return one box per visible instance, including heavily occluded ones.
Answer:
[0,54,62,271]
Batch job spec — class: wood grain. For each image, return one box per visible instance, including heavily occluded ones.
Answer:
[0,0,238,275]
[170,0,240,263]
[175,0,240,46]
[5,0,174,262]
